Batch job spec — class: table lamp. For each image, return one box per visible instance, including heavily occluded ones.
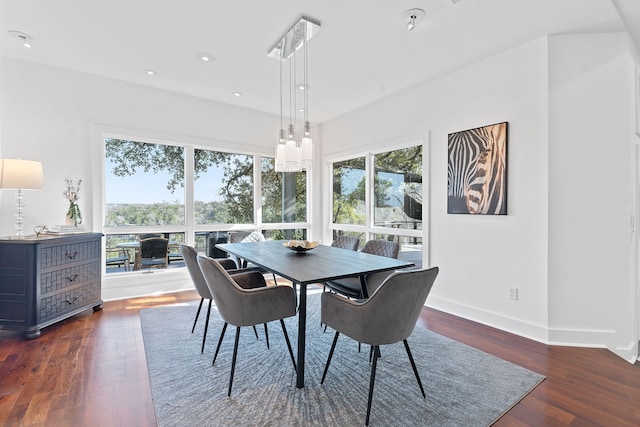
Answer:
[0,158,44,238]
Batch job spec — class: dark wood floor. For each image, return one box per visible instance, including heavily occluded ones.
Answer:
[1,289,639,426]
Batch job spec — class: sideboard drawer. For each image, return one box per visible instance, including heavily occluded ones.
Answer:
[40,261,101,294]
[40,281,101,322]
[40,239,101,269]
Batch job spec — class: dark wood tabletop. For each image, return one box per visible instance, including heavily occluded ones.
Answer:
[217,240,413,285]
[216,239,414,389]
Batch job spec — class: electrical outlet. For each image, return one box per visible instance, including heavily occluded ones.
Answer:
[508,287,518,301]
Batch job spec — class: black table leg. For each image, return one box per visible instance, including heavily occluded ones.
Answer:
[359,274,369,298]
[296,282,307,388]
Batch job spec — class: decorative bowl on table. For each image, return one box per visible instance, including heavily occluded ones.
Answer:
[283,240,319,253]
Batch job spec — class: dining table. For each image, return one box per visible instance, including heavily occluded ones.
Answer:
[216,239,414,388]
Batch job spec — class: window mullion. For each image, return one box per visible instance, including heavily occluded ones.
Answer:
[184,145,195,246]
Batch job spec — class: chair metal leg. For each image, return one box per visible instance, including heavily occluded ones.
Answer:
[365,346,381,426]
[192,298,204,333]
[368,345,382,363]
[264,323,270,349]
[252,325,259,340]
[321,331,340,384]
[403,339,426,398]
[201,299,212,354]
[228,326,241,397]
[212,322,228,366]
[279,319,296,371]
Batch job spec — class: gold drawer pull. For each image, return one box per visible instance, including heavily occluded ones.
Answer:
[66,274,79,282]
[66,251,79,260]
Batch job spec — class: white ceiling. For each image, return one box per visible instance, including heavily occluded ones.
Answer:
[1,0,639,124]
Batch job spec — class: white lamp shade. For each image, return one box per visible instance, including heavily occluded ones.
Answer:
[0,159,44,189]
[300,136,313,170]
[275,143,286,172]
[285,139,300,172]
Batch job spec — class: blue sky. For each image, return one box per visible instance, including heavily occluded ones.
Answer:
[105,159,225,204]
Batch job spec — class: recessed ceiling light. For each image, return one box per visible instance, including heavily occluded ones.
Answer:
[145,69,156,76]
[197,52,215,62]
[298,108,305,113]
[233,92,242,97]
[7,30,34,48]
[296,83,310,91]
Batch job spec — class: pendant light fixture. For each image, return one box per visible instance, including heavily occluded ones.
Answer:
[269,16,320,172]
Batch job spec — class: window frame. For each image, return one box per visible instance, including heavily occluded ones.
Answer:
[93,125,311,275]
[325,136,427,264]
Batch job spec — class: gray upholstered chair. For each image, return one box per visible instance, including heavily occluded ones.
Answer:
[324,239,400,299]
[228,230,281,284]
[320,235,360,327]
[331,235,360,251]
[320,266,439,426]
[227,231,266,269]
[197,255,297,397]
[181,244,242,353]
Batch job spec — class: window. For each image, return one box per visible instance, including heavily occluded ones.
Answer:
[332,157,366,225]
[329,143,424,267]
[102,134,310,274]
[373,146,422,231]
[105,139,185,226]
[194,148,254,224]
[261,158,307,224]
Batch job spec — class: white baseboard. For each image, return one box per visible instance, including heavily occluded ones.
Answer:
[102,268,194,301]
[428,295,639,364]
[427,295,548,344]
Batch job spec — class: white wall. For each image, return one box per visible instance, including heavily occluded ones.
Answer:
[548,33,638,361]
[322,34,639,361]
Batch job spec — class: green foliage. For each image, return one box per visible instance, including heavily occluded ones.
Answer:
[104,138,307,226]
[105,203,184,226]
[332,146,423,224]
[261,158,307,223]
[106,139,186,193]
[67,202,82,226]
[332,157,366,224]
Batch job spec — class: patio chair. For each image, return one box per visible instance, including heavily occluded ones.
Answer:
[105,247,130,271]
[135,237,169,271]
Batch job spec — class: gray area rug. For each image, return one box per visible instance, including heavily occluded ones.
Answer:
[140,291,544,426]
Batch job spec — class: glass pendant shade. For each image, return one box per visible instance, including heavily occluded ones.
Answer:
[270,16,319,173]
[285,138,300,172]
[300,136,312,170]
[275,142,286,172]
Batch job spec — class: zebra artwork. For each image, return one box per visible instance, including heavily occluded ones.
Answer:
[447,122,507,215]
